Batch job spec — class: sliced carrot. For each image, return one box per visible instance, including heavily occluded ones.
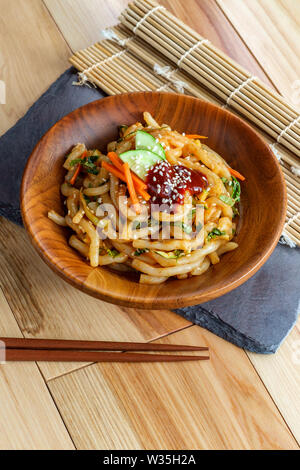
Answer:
[229,167,246,181]
[131,173,147,190]
[186,134,208,139]
[102,160,150,203]
[70,151,88,185]
[102,161,127,183]
[70,164,81,185]
[107,152,147,189]
[138,188,151,201]
[123,162,141,214]
[107,152,124,172]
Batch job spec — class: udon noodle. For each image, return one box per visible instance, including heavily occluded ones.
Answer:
[49,112,243,284]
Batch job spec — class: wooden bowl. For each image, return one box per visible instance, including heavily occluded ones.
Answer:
[21,92,286,309]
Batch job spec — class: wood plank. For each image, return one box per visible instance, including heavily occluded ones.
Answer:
[160,0,273,86]
[247,319,300,444]
[0,1,74,448]
[43,0,130,52]
[216,0,300,108]
[44,0,273,88]
[0,288,74,449]
[0,0,71,136]
[215,0,300,441]
[48,326,298,450]
[0,217,190,381]
[0,0,190,382]
[1,0,298,450]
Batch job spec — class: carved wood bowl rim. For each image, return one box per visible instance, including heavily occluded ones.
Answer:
[21,92,286,309]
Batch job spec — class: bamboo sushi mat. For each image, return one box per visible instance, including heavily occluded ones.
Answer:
[70,0,300,247]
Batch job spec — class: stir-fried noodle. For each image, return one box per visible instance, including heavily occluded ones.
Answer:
[49,112,244,284]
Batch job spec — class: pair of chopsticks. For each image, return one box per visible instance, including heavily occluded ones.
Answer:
[0,337,209,363]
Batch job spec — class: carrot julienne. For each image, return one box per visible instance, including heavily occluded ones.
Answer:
[102,160,126,182]
[107,152,147,190]
[107,152,124,172]
[229,167,245,181]
[131,174,147,190]
[123,162,141,213]
[50,112,241,284]
[70,151,88,185]
[105,155,150,201]
[185,134,208,139]
[139,188,151,201]
[70,164,81,185]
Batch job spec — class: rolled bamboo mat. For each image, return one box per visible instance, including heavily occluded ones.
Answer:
[121,0,300,158]
[69,5,300,246]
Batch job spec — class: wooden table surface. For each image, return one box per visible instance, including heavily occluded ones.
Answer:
[0,0,299,450]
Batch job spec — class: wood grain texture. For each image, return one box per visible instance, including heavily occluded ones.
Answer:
[21,92,286,309]
[1,336,208,352]
[0,217,190,380]
[160,0,274,87]
[0,0,71,136]
[247,321,300,444]
[0,289,74,450]
[217,0,300,109]
[0,0,298,451]
[4,349,209,363]
[44,0,273,89]
[48,326,298,450]
[43,0,130,51]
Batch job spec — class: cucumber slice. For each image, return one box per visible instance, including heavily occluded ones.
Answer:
[135,130,166,160]
[119,149,162,180]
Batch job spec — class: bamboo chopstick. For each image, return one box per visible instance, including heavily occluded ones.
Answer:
[0,337,208,352]
[0,338,209,362]
[2,349,209,363]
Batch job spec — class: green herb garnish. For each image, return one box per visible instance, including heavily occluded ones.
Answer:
[133,222,141,230]
[134,248,149,256]
[219,195,235,206]
[230,177,241,202]
[118,125,128,135]
[173,221,192,234]
[70,155,99,175]
[107,249,119,258]
[233,206,240,216]
[207,228,226,241]
[174,249,185,259]
[154,250,185,260]
[69,158,81,167]
[182,223,193,234]
[83,194,91,204]
[219,176,241,211]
